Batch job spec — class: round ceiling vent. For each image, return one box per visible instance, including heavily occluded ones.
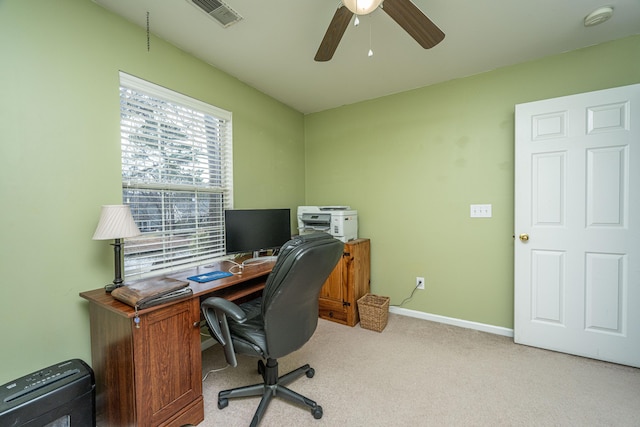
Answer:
[584,6,614,27]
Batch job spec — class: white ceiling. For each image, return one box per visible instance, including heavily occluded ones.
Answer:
[94,0,640,114]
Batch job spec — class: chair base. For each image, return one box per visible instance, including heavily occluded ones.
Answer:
[218,358,323,427]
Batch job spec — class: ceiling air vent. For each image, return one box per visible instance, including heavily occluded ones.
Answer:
[189,0,243,28]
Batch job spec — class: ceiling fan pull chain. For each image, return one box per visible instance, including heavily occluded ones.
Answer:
[146,11,150,52]
[368,16,374,57]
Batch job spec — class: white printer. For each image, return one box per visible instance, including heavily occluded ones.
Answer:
[297,206,358,243]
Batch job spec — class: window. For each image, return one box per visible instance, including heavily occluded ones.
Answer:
[119,72,233,280]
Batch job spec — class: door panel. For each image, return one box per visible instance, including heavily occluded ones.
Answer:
[134,299,202,426]
[514,84,640,367]
[533,152,565,225]
[584,253,624,333]
[531,250,564,324]
[587,146,627,226]
[319,259,343,300]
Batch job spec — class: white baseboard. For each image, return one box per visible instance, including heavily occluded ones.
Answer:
[201,337,216,351]
[200,321,217,351]
[389,306,514,338]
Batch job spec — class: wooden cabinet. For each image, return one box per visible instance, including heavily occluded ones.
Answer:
[81,291,204,427]
[318,238,370,326]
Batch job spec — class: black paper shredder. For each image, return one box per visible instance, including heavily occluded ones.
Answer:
[0,359,95,426]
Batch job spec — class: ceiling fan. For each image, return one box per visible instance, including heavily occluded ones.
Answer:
[315,0,445,61]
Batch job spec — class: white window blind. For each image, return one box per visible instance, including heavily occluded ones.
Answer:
[119,72,233,280]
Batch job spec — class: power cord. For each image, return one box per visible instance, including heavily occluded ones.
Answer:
[225,259,244,275]
[390,282,421,307]
[200,323,231,381]
[225,254,277,275]
[202,364,230,381]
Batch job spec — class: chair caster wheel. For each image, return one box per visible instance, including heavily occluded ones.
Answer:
[218,398,228,410]
[306,367,315,378]
[312,405,323,419]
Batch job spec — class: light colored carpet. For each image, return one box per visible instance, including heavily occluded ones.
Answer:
[199,313,640,426]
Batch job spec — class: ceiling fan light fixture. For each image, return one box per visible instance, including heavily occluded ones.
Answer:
[342,0,383,15]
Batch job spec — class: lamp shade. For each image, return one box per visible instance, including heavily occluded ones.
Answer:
[342,0,383,15]
[92,205,141,240]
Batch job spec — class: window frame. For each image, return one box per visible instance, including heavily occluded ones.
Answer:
[119,72,233,280]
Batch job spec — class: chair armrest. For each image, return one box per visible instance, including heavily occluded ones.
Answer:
[202,297,247,323]
[201,297,245,367]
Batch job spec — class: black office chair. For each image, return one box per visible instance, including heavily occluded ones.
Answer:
[201,232,343,427]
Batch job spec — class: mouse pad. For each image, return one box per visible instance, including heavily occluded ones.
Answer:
[187,271,233,283]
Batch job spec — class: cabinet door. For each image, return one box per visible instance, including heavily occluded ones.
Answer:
[133,299,202,427]
[319,248,348,323]
[319,253,344,301]
[345,239,370,326]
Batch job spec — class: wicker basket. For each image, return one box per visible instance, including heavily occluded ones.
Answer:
[357,293,390,332]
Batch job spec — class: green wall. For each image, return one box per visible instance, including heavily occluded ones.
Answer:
[304,35,640,328]
[0,0,304,384]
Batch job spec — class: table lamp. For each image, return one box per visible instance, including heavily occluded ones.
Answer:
[92,204,141,292]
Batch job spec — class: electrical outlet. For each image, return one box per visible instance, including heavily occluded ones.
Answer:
[416,276,425,290]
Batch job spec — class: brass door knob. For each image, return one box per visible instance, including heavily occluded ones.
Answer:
[519,233,529,242]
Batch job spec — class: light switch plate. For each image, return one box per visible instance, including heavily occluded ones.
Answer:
[470,204,492,218]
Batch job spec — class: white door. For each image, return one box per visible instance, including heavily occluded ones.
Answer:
[514,84,640,368]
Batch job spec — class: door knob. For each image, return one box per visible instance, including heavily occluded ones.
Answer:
[519,233,529,242]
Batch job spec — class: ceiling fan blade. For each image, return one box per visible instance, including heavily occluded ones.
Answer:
[382,0,445,49]
[315,6,353,62]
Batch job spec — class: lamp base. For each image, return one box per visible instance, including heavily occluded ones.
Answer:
[104,282,124,293]
[104,238,125,293]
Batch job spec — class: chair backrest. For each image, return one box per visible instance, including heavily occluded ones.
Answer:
[261,233,343,359]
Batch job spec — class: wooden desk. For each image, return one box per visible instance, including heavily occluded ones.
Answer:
[80,259,275,427]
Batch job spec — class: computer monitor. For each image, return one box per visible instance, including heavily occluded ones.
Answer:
[224,208,291,256]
